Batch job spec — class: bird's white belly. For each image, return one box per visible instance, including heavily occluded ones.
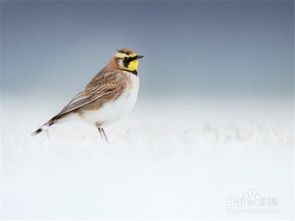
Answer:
[81,75,139,126]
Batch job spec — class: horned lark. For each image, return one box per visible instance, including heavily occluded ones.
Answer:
[32,48,143,142]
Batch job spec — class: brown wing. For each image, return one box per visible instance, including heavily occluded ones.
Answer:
[52,71,127,119]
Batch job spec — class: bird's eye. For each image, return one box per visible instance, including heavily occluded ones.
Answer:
[123,57,129,67]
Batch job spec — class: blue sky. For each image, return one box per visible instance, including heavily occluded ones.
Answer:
[1,1,293,98]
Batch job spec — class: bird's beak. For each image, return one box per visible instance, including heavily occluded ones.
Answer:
[128,55,144,62]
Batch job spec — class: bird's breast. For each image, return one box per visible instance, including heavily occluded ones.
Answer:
[81,72,139,126]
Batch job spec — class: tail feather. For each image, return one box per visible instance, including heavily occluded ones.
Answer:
[31,120,54,136]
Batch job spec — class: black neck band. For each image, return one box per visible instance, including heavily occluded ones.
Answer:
[130,70,138,76]
[120,69,138,76]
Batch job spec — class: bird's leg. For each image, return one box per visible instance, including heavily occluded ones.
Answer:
[96,122,104,141]
[101,128,109,143]
[97,127,104,141]
[96,123,108,143]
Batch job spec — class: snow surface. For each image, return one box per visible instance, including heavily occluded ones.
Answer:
[1,95,294,219]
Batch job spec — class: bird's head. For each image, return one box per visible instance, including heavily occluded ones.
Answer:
[112,48,143,73]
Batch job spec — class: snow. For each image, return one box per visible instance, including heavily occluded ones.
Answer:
[1,95,294,219]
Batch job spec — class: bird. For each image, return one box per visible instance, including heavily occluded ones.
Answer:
[32,48,143,142]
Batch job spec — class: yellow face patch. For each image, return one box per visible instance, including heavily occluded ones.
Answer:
[127,60,138,71]
[115,52,140,71]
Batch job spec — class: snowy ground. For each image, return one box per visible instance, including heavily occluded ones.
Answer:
[1,95,294,219]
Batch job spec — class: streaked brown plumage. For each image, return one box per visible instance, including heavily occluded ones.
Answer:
[32,48,143,141]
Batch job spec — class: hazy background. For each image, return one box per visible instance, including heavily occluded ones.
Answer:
[1,0,293,99]
[1,1,294,220]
